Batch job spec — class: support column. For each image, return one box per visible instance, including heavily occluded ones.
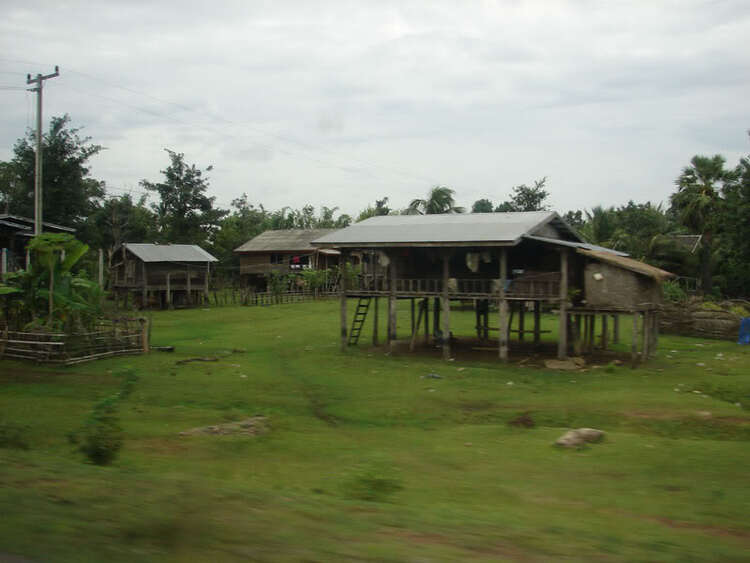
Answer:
[424,298,430,344]
[372,297,379,346]
[631,312,639,368]
[613,314,620,344]
[588,315,596,353]
[142,263,148,309]
[186,266,192,305]
[652,311,659,353]
[204,262,210,300]
[442,253,451,360]
[0,248,6,280]
[498,248,509,361]
[557,250,569,359]
[601,314,609,350]
[388,255,397,351]
[410,298,415,334]
[340,251,348,351]
[166,273,172,309]
[533,301,541,346]
[642,311,651,359]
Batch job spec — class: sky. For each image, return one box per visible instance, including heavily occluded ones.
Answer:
[1,0,749,218]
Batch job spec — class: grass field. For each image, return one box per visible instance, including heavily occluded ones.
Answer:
[1,300,749,562]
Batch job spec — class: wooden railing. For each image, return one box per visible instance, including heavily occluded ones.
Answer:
[348,272,561,299]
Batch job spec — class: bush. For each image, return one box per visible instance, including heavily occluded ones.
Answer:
[662,281,687,303]
[0,422,30,450]
[70,369,138,465]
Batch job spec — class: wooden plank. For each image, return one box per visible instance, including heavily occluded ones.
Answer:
[557,250,568,359]
[518,301,525,342]
[340,251,348,351]
[498,248,508,361]
[533,301,541,345]
[372,296,379,346]
[442,253,451,360]
[601,314,609,350]
[631,313,639,368]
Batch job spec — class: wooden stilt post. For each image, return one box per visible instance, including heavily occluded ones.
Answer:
[442,253,451,360]
[613,315,620,343]
[573,314,583,356]
[557,250,568,359]
[533,301,541,346]
[372,297,379,346]
[166,273,172,309]
[652,311,659,353]
[631,312,639,367]
[424,298,430,344]
[186,266,192,305]
[433,297,440,338]
[142,263,148,309]
[642,311,651,359]
[499,248,509,361]
[588,314,596,353]
[388,255,397,351]
[340,251,348,351]
[411,298,415,335]
[601,314,609,350]
[518,301,525,342]
[204,262,210,301]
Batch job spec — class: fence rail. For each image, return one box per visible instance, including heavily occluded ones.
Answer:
[0,318,147,365]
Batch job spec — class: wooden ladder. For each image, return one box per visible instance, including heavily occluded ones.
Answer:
[347,297,371,346]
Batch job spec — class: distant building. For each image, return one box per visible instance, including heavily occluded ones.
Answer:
[0,214,75,273]
[111,243,217,308]
[234,229,340,289]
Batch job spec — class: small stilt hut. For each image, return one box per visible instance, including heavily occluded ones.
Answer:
[312,212,673,364]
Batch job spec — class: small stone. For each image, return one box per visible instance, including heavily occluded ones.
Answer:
[506,381,514,386]
[457,367,466,372]
[555,428,605,448]
[240,374,248,379]
[674,388,680,392]
[666,355,673,359]
[693,390,702,394]
[425,373,443,379]
[464,442,472,447]
[696,362,705,367]
[670,350,678,353]
[735,402,742,407]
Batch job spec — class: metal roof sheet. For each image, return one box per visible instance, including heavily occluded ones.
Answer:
[312,212,575,246]
[234,229,339,252]
[523,235,630,256]
[0,214,75,233]
[123,243,217,263]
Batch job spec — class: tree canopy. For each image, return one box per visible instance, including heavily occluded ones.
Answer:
[406,186,465,214]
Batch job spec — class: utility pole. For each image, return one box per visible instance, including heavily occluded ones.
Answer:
[26,66,60,235]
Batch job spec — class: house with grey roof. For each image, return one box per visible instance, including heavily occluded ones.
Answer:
[312,211,673,364]
[111,243,217,309]
[234,229,340,288]
[0,214,75,274]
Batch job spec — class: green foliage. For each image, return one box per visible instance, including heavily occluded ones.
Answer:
[3,233,103,331]
[141,149,228,245]
[267,271,292,296]
[406,186,465,214]
[7,115,104,228]
[0,421,30,450]
[471,198,494,213]
[662,281,687,303]
[71,369,138,465]
[300,268,329,291]
[495,177,549,212]
[356,197,391,221]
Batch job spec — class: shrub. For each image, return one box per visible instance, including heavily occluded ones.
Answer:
[662,281,687,303]
[70,369,138,465]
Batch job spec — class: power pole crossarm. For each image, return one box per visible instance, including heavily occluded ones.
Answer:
[26,65,60,236]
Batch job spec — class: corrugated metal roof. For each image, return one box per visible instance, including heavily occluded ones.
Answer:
[312,212,577,247]
[523,235,630,256]
[124,243,217,263]
[578,248,675,281]
[235,229,339,252]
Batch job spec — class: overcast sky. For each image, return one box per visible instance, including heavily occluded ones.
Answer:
[1,0,749,217]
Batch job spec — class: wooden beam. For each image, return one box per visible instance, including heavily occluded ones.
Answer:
[498,248,508,361]
[631,313,639,368]
[410,300,425,352]
[186,266,192,305]
[518,301,525,342]
[533,301,541,346]
[601,314,609,350]
[388,254,397,351]
[642,310,650,359]
[557,249,568,359]
[372,296,379,346]
[340,251,348,351]
[166,273,172,309]
[142,263,148,309]
[573,314,583,356]
[442,253,451,360]
[612,314,620,344]
[424,298,430,344]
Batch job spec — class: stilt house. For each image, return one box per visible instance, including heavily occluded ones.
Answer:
[235,229,340,289]
[111,243,217,309]
[1,214,75,274]
[312,212,674,364]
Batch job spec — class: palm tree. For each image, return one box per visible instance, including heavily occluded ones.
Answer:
[406,186,465,215]
[671,155,738,294]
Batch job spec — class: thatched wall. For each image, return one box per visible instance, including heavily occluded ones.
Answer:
[584,262,662,309]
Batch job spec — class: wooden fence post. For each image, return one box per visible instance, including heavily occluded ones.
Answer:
[140,318,150,353]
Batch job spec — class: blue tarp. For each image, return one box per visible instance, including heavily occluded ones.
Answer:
[739,318,750,345]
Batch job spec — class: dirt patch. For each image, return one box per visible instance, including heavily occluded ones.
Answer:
[508,411,536,428]
[179,416,268,437]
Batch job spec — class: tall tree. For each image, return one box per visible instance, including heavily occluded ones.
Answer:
[471,198,494,213]
[718,150,750,296]
[211,194,270,268]
[406,186,465,214]
[670,155,738,293]
[141,149,227,245]
[9,115,105,228]
[357,197,391,222]
[495,177,549,212]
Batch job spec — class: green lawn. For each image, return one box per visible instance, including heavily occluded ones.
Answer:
[1,300,749,562]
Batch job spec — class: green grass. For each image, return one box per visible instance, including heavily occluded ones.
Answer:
[1,300,749,562]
